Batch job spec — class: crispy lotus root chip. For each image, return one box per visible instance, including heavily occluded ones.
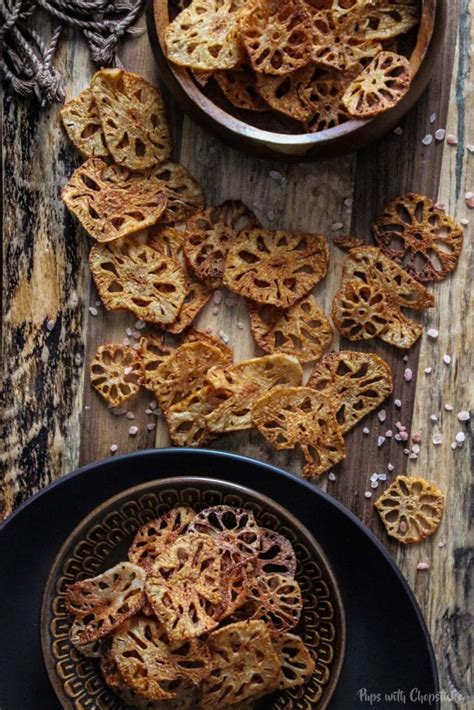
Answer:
[331,280,392,340]
[188,505,261,572]
[224,228,329,308]
[112,615,210,701]
[70,618,104,658]
[62,159,168,242]
[272,632,316,690]
[252,385,346,477]
[184,200,259,288]
[342,51,411,118]
[353,1,420,41]
[342,246,435,309]
[378,306,423,349]
[254,66,314,121]
[152,340,232,412]
[164,0,244,71]
[202,620,281,708]
[301,77,349,132]
[308,350,393,433]
[240,0,313,76]
[90,344,145,406]
[138,333,172,391]
[371,192,464,282]
[248,295,333,363]
[375,475,445,544]
[145,533,223,641]
[247,573,303,631]
[165,386,229,447]
[215,66,269,112]
[253,528,297,578]
[91,69,172,170]
[153,162,206,224]
[66,562,146,644]
[60,87,108,158]
[204,354,303,433]
[128,507,196,570]
[90,238,186,324]
[184,327,234,360]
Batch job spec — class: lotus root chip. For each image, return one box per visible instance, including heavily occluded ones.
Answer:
[252,385,346,477]
[254,66,315,121]
[164,0,244,71]
[145,533,223,641]
[301,77,349,132]
[90,344,145,406]
[272,632,316,689]
[69,618,104,658]
[333,235,365,251]
[204,354,303,433]
[248,295,333,363]
[253,528,297,578]
[352,1,420,41]
[138,333,172,391]
[240,0,313,76]
[112,615,210,701]
[375,475,445,544]
[331,280,392,341]
[184,200,259,288]
[91,69,172,170]
[90,238,187,324]
[65,562,146,644]
[62,159,168,242]
[308,350,393,432]
[60,87,108,158]
[152,341,232,412]
[202,620,281,707]
[165,386,228,447]
[128,507,196,570]
[378,306,424,349]
[145,225,187,262]
[188,505,261,572]
[184,328,234,360]
[216,66,269,112]
[152,162,205,224]
[342,51,411,118]
[371,193,463,282]
[224,228,329,308]
[247,573,303,631]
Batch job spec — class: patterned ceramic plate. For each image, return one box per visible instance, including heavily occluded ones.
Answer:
[41,477,345,710]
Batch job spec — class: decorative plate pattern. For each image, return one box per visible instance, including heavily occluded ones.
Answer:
[42,478,345,709]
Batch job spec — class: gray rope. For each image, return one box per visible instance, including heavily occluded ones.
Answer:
[1,0,145,104]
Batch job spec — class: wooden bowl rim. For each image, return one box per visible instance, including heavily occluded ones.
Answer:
[152,0,438,147]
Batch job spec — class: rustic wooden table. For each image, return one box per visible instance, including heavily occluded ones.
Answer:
[2,3,472,708]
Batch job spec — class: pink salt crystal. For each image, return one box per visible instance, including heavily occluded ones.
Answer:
[412,432,422,443]
[446,134,458,145]
[416,562,430,571]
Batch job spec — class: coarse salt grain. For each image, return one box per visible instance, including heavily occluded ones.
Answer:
[344,197,353,207]
[110,444,118,453]
[267,209,275,221]
[133,331,141,339]
[328,472,336,481]
[364,491,372,499]
[429,112,436,123]
[370,472,379,482]
[123,338,130,346]
[269,170,282,181]
[432,434,442,445]
[128,426,138,436]
[422,134,433,146]
[403,448,410,455]
[409,453,418,460]
[412,432,422,443]
[394,399,402,408]
[466,195,474,209]
[126,412,135,420]
[404,368,413,382]
[444,403,454,411]
[393,126,403,135]
[371,480,379,489]
[427,328,439,339]
[377,436,385,447]
[412,444,421,455]
[225,298,235,308]
[451,442,458,450]
[237,321,245,330]
[434,128,446,141]
[446,134,458,145]
[460,218,469,226]
[378,473,387,481]
[218,329,230,344]
[398,521,407,533]
[416,562,430,571]
[378,410,386,422]
[363,427,370,435]
[205,325,213,335]
[424,367,432,374]
[46,319,55,331]
[213,290,222,305]
[465,191,474,200]
[135,320,146,330]
[467,145,474,153]
[124,366,132,375]
[457,410,470,421]
[430,414,438,422]
[149,401,157,410]
[435,201,446,210]
[110,407,127,416]
[403,354,409,362]
[331,222,344,231]
[438,541,446,548]
[400,431,409,441]
[126,327,133,337]
[385,430,393,438]
[147,422,156,431]
[394,433,402,442]
[145,409,152,415]
[89,306,98,316]
[387,463,394,471]
[212,305,219,315]
[455,431,466,444]
[443,355,451,365]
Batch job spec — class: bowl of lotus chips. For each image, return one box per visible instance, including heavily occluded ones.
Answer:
[147,0,443,158]
[41,476,345,709]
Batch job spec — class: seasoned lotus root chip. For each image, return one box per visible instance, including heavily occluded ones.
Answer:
[90,238,186,324]
[216,66,269,112]
[128,507,196,570]
[60,87,108,158]
[254,66,314,121]
[184,200,259,288]
[70,618,104,658]
[253,528,297,577]
[153,341,232,412]
[164,0,244,71]
[252,385,346,477]
[332,280,391,341]
[248,295,333,363]
[248,573,302,631]
[66,562,146,644]
[62,159,168,242]
[224,228,329,308]
[378,306,423,349]
[202,620,281,708]
[153,162,205,224]
[342,51,411,118]
[165,386,228,447]
[91,69,172,170]
[333,235,365,251]
[342,246,435,308]
[112,616,210,701]
[188,505,261,572]
[240,0,313,76]
[204,354,303,433]
[90,344,145,406]
[308,350,393,433]
[301,77,349,132]
[138,333,172,391]
[146,225,186,261]
[184,328,234,360]
[272,632,316,689]
[145,533,223,641]
[353,1,420,41]
[375,475,445,544]
[372,193,464,282]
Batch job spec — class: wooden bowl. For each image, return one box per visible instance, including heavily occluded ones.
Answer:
[147,0,444,160]
[41,476,346,709]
